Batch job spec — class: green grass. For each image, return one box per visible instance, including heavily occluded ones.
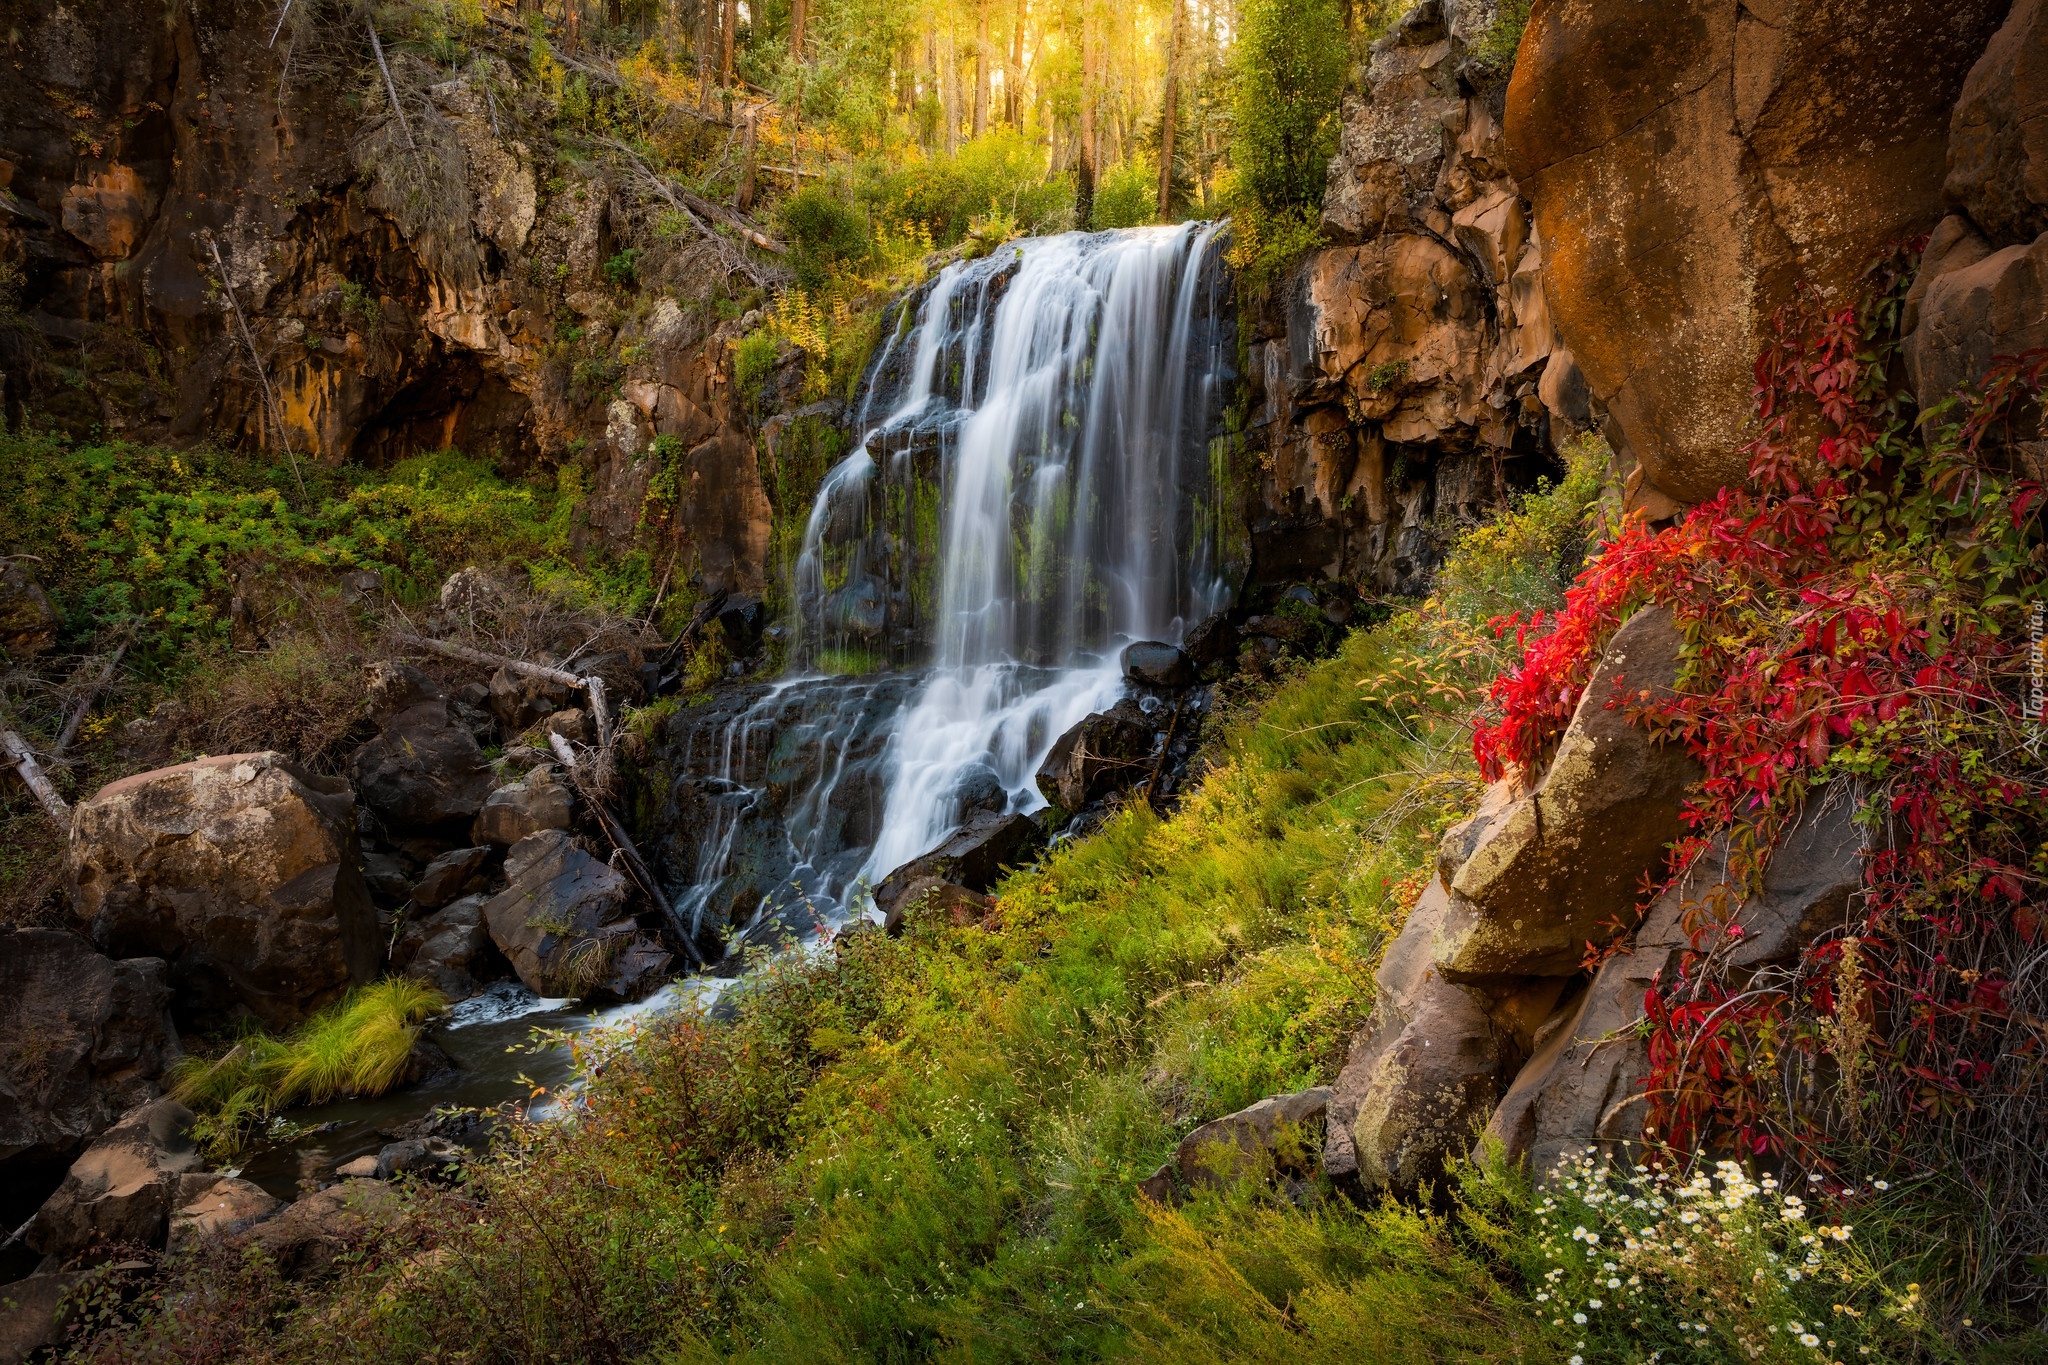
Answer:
[170,979,447,1160]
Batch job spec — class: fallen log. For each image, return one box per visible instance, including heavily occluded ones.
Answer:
[55,644,126,756]
[394,633,586,690]
[2,727,70,825]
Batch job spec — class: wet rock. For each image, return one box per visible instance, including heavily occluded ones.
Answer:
[1121,641,1195,689]
[1434,606,1701,978]
[1035,703,1158,811]
[481,829,638,997]
[1182,611,1239,667]
[0,929,179,1179]
[1506,0,2009,504]
[359,851,413,906]
[165,1176,281,1255]
[871,810,1044,917]
[334,1136,462,1182]
[0,561,59,656]
[488,665,574,733]
[0,1272,86,1364]
[878,876,992,935]
[410,846,490,911]
[243,1179,402,1281]
[353,665,496,830]
[716,594,768,654]
[950,763,1008,820]
[73,753,382,1030]
[27,1098,204,1260]
[595,935,673,1002]
[1173,1087,1332,1190]
[472,765,574,847]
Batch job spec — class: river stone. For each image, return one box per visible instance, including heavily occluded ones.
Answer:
[1121,641,1195,688]
[1174,1087,1332,1190]
[397,894,498,1001]
[26,1098,204,1260]
[481,829,637,996]
[870,810,1043,917]
[72,752,382,1030]
[0,928,179,1178]
[1035,702,1157,812]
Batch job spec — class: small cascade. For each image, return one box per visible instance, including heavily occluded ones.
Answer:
[652,221,1235,948]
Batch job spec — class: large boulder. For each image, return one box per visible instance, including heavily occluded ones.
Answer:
[1905,1,2048,414]
[1433,605,1701,978]
[396,893,500,1001]
[1493,787,1867,1178]
[0,1272,87,1365]
[72,753,382,1029]
[164,1175,282,1255]
[1121,641,1195,689]
[26,1098,205,1261]
[1167,1087,1332,1192]
[472,764,575,846]
[869,810,1044,918]
[1034,702,1158,812]
[481,829,668,998]
[0,930,178,1180]
[352,664,495,831]
[242,1179,402,1281]
[1506,0,2010,505]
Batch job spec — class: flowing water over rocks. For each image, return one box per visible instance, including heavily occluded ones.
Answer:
[646,222,1237,948]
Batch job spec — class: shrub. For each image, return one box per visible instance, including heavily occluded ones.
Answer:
[1090,158,1157,231]
[1231,0,1348,215]
[1470,0,1533,74]
[601,247,642,287]
[871,128,1074,246]
[779,185,870,291]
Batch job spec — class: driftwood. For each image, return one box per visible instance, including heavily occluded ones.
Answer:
[548,733,704,965]
[394,633,586,690]
[2,727,70,824]
[55,644,126,756]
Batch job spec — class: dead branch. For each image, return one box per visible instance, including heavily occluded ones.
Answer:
[205,238,308,499]
[366,19,418,149]
[2,728,71,825]
[394,633,586,690]
[55,644,126,756]
[548,732,704,965]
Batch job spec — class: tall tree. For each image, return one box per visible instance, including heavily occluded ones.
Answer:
[1077,1,1096,225]
[1157,0,1182,216]
[1007,0,1025,125]
[973,0,991,138]
[791,0,807,56]
[720,0,736,85]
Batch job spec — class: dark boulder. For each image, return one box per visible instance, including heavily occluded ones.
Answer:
[482,830,667,998]
[878,876,993,934]
[410,846,490,910]
[871,810,1043,917]
[73,753,382,1030]
[0,1272,87,1364]
[1035,701,1158,812]
[951,763,1008,820]
[472,765,575,847]
[0,930,179,1180]
[488,664,574,733]
[715,594,769,653]
[1182,611,1240,667]
[1121,641,1195,688]
[353,665,495,830]
[395,894,500,1002]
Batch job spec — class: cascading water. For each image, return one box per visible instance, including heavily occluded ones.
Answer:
[653,221,1236,947]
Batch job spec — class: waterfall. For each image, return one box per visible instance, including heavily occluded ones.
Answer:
[655,221,1234,947]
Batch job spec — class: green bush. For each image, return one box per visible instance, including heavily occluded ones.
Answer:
[601,247,642,287]
[1091,158,1157,230]
[1232,0,1348,214]
[779,185,871,291]
[1470,0,1532,73]
[870,129,1075,246]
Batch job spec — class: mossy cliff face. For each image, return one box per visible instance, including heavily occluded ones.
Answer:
[0,0,774,592]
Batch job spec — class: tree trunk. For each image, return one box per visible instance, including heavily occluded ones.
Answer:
[565,0,581,57]
[1157,0,1181,217]
[698,0,717,112]
[720,0,736,86]
[790,0,807,57]
[1007,0,1024,125]
[973,0,990,138]
[607,0,623,27]
[1076,4,1095,226]
[943,23,960,154]
[738,107,759,212]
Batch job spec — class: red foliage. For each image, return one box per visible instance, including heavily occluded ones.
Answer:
[1471,243,2048,1164]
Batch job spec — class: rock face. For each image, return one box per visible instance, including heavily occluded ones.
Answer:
[1328,608,1701,1192]
[71,753,382,1029]
[0,0,773,586]
[0,563,59,656]
[0,930,179,1181]
[1505,0,2010,505]
[481,829,668,998]
[1249,0,1569,594]
[1905,0,2048,414]
[473,764,576,847]
[26,1098,204,1260]
[352,665,495,831]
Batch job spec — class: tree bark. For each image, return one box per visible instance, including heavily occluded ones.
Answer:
[720,0,736,86]
[1007,0,1024,125]
[565,1,581,57]
[697,0,717,113]
[790,0,807,57]
[737,106,759,213]
[942,23,960,154]
[973,0,990,138]
[1076,4,1096,226]
[1157,0,1182,217]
